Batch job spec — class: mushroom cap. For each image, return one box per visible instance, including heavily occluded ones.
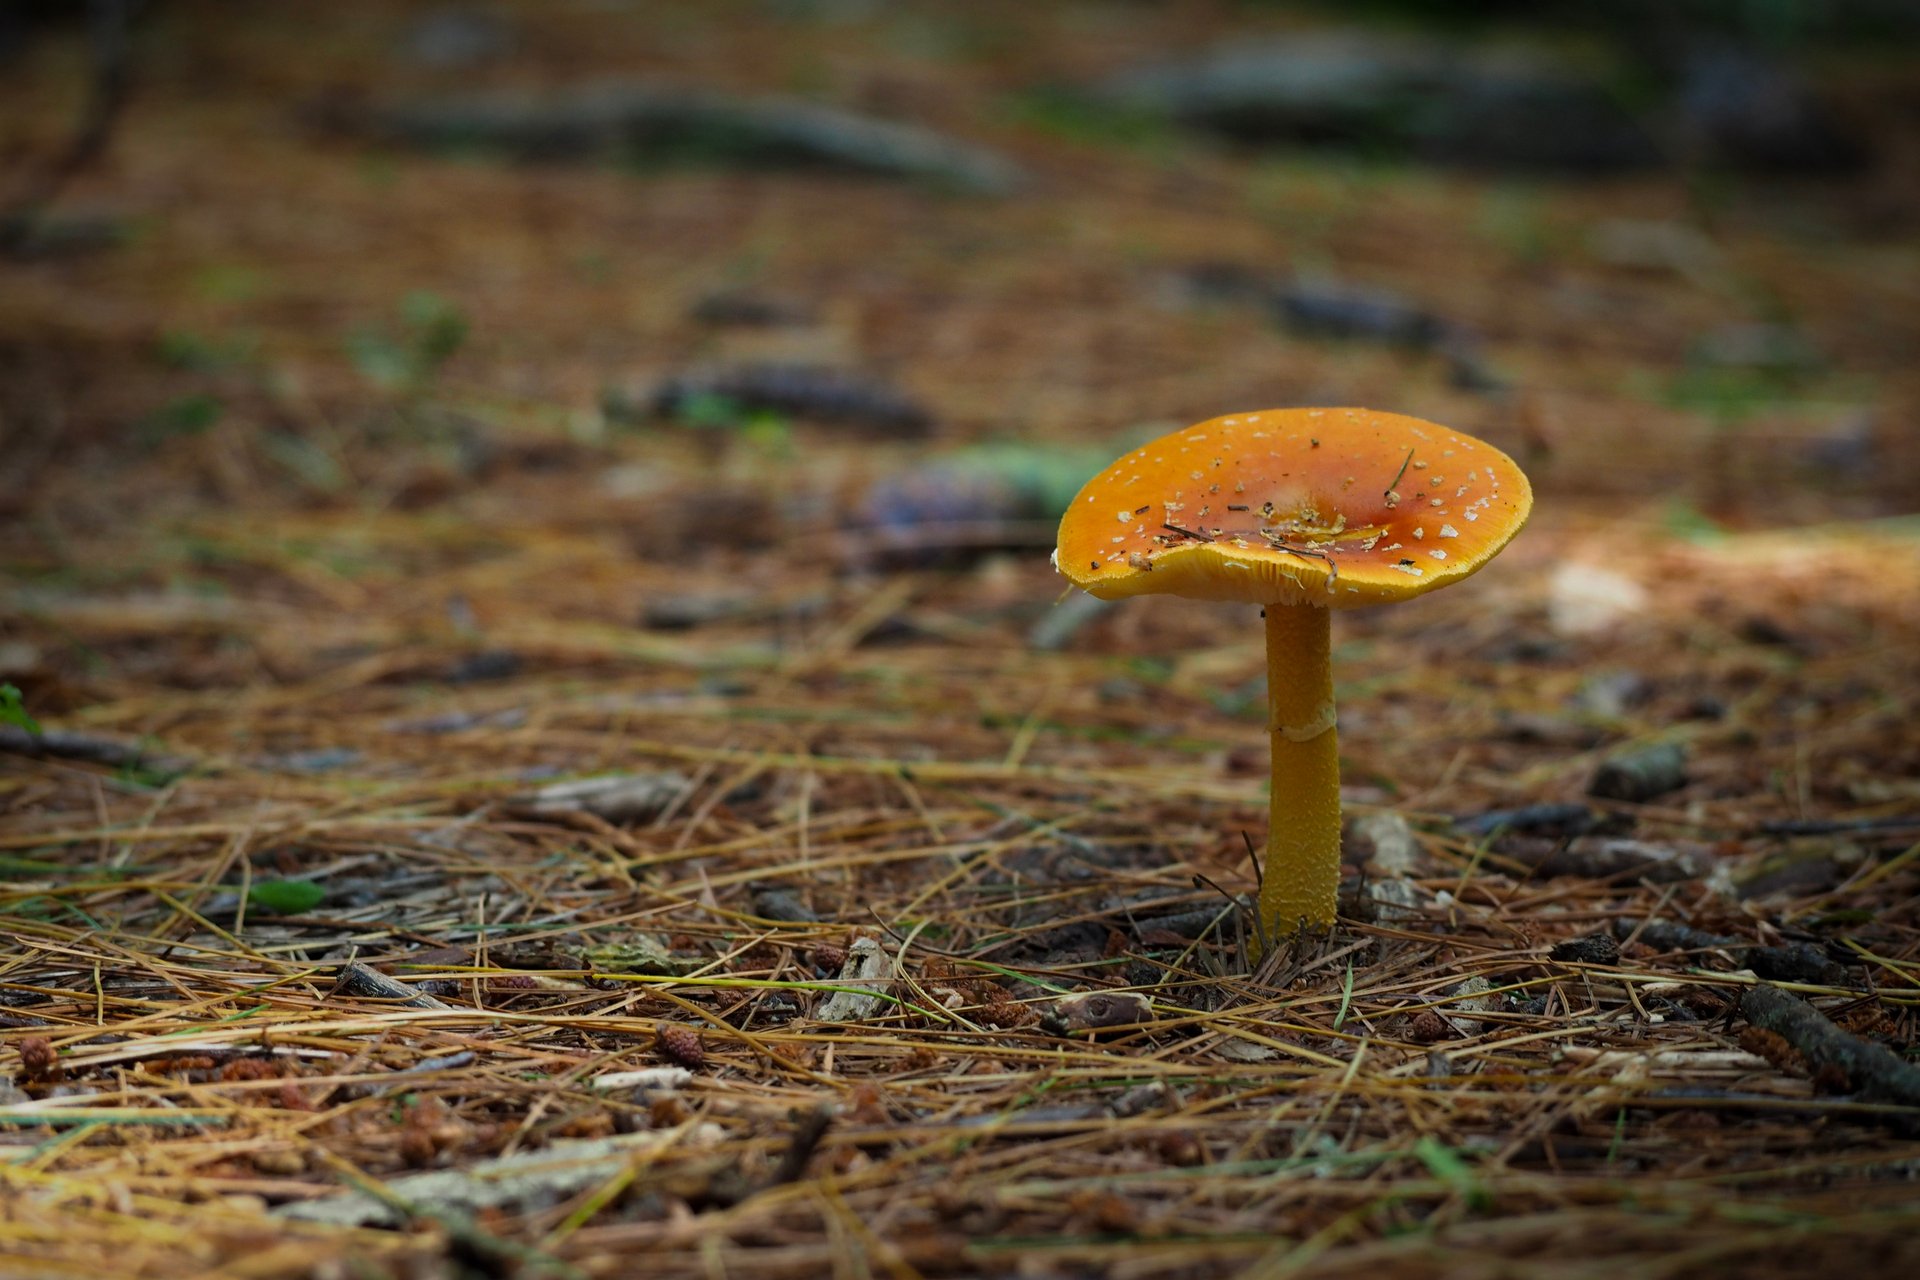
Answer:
[1055,407,1532,608]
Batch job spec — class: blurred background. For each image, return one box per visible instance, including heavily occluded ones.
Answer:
[0,0,1916,721]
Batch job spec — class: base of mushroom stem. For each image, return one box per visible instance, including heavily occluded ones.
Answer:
[1244,919,1341,978]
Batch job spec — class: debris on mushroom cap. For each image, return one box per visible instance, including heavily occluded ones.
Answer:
[1054,408,1531,608]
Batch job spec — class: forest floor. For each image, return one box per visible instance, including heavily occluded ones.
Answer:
[2,3,1919,1278]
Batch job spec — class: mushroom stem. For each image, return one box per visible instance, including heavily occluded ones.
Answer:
[1258,601,1341,941]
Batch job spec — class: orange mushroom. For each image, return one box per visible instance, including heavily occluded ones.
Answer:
[1054,408,1532,944]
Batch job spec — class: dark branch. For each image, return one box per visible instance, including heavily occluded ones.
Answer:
[0,0,136,253]
[1741,984,1920,1117]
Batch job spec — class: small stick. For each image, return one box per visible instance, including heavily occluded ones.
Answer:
[330,960,455,1010]
[1162,522,1213,542]
[1759,816,1920,836]
[0,726,194,777]
[1255,534,1340,585]
[1385,447,1415,499]
[0,0,133,254]
[1740,984,1920,1114]
[316,1151,586,1279]
[770,1104,835,1184]
[1192,871,1265,959]
[1615,919,1847,986]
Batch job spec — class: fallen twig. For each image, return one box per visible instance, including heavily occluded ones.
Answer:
[1739,984,1920,1116]
[311,1150,590,1279]
[1497,836,1709,882]
[330,961,456,1010]
[0,0,134,255]
[1758,815,1920,836]
[770,1104,835,1185]
[1616,919,1850,986]
[0,725,194,777]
